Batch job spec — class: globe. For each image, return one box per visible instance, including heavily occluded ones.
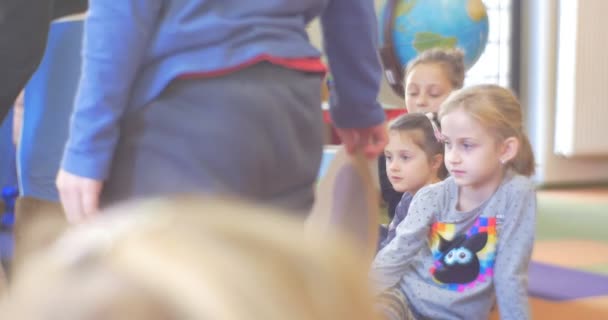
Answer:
[380,0,489,70]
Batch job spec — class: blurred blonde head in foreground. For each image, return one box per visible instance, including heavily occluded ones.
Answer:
[0,196,378,320]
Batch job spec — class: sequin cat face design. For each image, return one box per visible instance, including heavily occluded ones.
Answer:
[432,232,488,284]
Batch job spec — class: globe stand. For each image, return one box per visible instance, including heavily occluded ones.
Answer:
[378,0,405,98]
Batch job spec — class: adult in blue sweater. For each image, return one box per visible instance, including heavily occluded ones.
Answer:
[57,0,388,223]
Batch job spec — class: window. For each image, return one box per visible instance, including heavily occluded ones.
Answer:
[466,0,517,90]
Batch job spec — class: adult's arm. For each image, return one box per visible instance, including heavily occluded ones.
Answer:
[320,0,388,158]
[57,0,162,224]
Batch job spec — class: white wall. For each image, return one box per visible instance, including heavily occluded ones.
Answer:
[521,0,608,186]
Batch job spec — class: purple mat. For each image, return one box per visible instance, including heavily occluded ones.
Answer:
[528,261,608,301]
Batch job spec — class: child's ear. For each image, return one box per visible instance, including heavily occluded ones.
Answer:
[430,154,444,172]
[499,136,519,164]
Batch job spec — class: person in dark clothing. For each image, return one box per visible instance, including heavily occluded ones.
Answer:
[1,0,86,278]
[0,0,87,123]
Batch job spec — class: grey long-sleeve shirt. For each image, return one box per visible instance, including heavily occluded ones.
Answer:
[371,172,536,320]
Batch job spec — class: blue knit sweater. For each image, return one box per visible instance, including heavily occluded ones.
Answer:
[61,0,385,180]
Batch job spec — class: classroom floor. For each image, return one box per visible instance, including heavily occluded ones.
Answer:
[490,187,608,319]
[1,187,607,319]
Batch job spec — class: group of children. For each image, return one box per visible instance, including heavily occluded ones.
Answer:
[372,48,536,320]
[0,43,536,319]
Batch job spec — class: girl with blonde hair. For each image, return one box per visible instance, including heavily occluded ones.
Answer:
[372,84,536,320]
[2,197,380,320]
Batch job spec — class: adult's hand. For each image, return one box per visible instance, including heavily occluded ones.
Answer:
[335,122,388,159]
[56,169,104,224]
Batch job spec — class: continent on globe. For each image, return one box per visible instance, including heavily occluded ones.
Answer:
[413,32,457,52]
[395,0,416,17]
[380,0,489,71]
[467,0,487,21]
